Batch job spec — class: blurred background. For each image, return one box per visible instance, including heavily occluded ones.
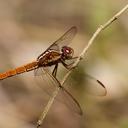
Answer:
[0,0,128,128]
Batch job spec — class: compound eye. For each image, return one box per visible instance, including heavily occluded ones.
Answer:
[65,49,70,54]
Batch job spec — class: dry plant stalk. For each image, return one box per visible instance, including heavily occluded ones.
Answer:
[37,4,128,128]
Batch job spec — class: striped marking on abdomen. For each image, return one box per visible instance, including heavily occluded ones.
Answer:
[0,61,38,80]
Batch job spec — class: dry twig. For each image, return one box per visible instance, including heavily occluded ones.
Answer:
[37,4,128,128]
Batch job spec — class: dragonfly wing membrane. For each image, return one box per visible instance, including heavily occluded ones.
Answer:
[41,68,82,115]
[84,74,107,96]
[54,26,77,47]
[34,67,57,97]
[56,86,83,115]
[37,26,77,60]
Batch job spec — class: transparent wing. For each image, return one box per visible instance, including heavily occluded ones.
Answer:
[57,86,83,115]
[44,69,82,115]
[37,26,77,60]
[49,44,60,51]
[34,67,82,115]
[71,67,107,96]
[53,26,77,47]
[34,67,59,98]
[84,74,107,96]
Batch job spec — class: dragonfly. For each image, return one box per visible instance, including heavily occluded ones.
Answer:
[0,26,107,115]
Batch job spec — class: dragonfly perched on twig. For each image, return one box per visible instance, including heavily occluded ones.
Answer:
[0,26,106,115]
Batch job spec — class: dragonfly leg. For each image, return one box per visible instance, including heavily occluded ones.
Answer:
[61,56,78,70]
[61,61,74,70]
[52,63,58,77]
[67,56,78,60]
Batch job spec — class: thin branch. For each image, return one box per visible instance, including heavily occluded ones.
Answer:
[37,4,128,128]
[37,87,60,128]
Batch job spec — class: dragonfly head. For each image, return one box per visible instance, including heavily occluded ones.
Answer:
[61,46,74,60]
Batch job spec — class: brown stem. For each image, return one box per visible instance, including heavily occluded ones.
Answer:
[37,4,128,128]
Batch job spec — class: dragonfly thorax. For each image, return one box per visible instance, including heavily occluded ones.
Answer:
[61,46,74,60]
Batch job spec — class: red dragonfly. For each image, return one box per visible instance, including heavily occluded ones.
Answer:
[0,26,106,115]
